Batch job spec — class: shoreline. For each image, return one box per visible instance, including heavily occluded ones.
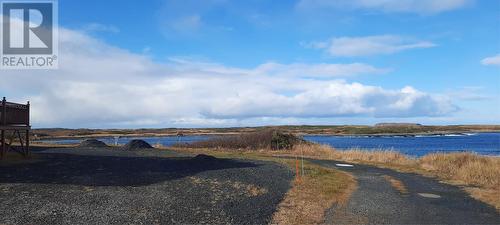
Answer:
[34,130,500,141]
[31,125,500,140]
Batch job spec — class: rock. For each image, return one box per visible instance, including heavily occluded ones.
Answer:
[79,139,108,148]
[122,139,153,150]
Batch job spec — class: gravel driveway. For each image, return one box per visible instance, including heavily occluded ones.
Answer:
[310,159,500,225]
[0,148,293,225]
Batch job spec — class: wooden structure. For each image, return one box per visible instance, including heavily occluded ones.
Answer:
[0,97,30,159]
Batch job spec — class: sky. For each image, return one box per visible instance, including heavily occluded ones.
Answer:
[1,0,499,128]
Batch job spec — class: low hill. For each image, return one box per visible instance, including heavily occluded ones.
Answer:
[31,125,500,139]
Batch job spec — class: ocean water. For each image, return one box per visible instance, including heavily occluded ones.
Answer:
[43,135,213,147]
[42,132,500,157]
[303,133,500,157]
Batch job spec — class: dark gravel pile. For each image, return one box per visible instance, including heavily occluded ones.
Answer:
[78,139,108,148]
[190,154,223,166]
[192,154,217,161]
[0,148,292,225]
[122,139,153,150]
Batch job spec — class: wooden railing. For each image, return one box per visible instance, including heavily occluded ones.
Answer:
[1,97,31,159]
[1,98,30,126]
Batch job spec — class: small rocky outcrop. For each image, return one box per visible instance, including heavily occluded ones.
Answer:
[79,139,108,148]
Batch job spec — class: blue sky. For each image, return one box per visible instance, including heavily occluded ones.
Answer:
[1,0,499,128]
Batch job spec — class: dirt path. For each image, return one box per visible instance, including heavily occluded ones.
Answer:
[0,148,292,225]
[309,159,500,225]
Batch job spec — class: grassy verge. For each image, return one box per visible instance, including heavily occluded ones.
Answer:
[271,161,356,225]
[171,147,357,225]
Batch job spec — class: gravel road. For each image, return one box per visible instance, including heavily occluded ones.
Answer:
[310,159,500,225]
[0,147,293,225]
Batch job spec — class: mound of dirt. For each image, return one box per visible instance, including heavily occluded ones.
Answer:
[190,154,221,166]
[122,139,153,150]
[79,139,108,148]
[192,154,218,161]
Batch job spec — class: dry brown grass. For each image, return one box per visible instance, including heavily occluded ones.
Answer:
[286,143,415,165]
[174,129,302,150]
[418,153,500,209]
[271,162,356,225]
[331,148,416,166]
[284,143,337,159]
[419,153,500,189]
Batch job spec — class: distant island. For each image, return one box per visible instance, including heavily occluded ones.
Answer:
[375,123,422,127]
[31,124,500,140]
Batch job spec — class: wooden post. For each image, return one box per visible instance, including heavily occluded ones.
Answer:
[1,97,6,159]
[301,148,304,177]
[25,101,30,157]
[0,130,4,159]
[2,97,5,124]
[295,156,301,183]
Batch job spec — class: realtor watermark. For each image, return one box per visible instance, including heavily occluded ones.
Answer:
[1,0,58,69]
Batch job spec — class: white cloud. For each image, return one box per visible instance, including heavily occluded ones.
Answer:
[0,26,458,128]
[157,0,227,36]
[308,35,436,57]
[253,62,390,77]
[481,54,500,66]
[169,14,203,32]
[297,0,472,14]
[82,23,120,33]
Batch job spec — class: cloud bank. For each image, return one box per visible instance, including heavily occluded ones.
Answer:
[0,27,457,128]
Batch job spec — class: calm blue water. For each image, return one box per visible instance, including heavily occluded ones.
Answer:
[42,132,500,157]
[303,133,500,157]
[43,135,214,147]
